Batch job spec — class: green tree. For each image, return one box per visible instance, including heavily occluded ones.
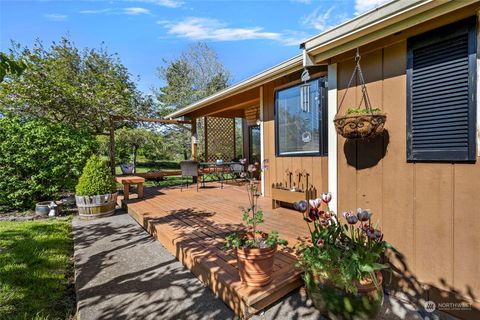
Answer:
[115,127,162,171]
[155,42,231,160]
[0,52,27,82]
[0,117,97,211]
[0,37,153,135]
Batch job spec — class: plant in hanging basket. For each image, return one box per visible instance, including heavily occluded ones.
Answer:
[334,49,387,140]
[334,108,387,140]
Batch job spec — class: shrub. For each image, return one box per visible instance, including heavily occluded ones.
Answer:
[75,155,117,196]
[0,117,97,211]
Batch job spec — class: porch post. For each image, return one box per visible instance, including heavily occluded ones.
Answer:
[260,86,265,196]
[191,117,198,160]
[327,64,338,213]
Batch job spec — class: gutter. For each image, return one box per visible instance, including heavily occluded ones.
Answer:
[300,0,478,65]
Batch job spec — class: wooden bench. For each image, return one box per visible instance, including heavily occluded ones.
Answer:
[115,176,145,200]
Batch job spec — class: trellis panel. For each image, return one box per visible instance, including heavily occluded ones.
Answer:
[205,117,235,162]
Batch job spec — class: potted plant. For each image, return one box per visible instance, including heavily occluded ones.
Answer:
[75,155,118,219]
[293,194,393,320]
[224,161,288,287]
[333,107,386,140]
[333,49,386,140]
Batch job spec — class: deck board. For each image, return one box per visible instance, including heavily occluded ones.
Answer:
[121,183,310,318]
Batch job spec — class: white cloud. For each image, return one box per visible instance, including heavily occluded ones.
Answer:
[291,0,312,4]
[80,7,150,16]
[162,17,281,42]
[302,6,336,32]
[126,0,183,8]
[44,13,68,21]
[79,9,111,14]
[123,7,150,15]
[354,0,392,14]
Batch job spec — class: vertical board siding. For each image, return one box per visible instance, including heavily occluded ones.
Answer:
[336,39,480,310]
[262,77,328,198]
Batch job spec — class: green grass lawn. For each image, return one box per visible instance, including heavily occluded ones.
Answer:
[0,219,74,320]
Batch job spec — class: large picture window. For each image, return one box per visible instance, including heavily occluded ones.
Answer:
[275,78,327,156]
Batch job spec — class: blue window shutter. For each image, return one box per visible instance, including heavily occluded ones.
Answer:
[407,17,477,162]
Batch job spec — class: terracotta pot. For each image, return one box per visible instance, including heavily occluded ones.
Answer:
[306,271,384,320]
[236,245,277,287]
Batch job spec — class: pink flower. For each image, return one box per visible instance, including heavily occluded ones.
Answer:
[247,164,257,172]
[240,158,247,165]
[321,192,332,204]
[320,219,330,227]
[309,198,321,209]
[316,239,325,248]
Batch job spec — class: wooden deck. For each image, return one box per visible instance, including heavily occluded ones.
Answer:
[120,183,310,318]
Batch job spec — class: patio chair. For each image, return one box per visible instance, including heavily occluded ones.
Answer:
[230,163,245,184]
[180,160,201,192]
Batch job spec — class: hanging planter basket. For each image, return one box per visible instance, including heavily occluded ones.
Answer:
[334,49,387,140]
[334,112,386,140]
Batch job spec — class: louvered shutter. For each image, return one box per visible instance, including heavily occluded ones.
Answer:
[407,17,477,162]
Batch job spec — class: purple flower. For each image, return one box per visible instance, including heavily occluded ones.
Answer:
[343,211,358,224]
[366,228,382,241]
[356,208,371,222]
[293,200,308,213]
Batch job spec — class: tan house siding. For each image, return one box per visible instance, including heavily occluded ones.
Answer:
[261,71,328,198]
[335,36,480,312]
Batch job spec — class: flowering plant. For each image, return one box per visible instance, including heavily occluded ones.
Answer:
[294,193,393,294]
[225,160,287,249]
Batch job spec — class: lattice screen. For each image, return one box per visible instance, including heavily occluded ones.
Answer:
[205,117,235,162]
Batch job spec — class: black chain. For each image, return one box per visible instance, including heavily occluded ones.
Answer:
[337,48,373,114]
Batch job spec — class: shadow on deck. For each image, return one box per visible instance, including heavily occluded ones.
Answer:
[120,183,309,318]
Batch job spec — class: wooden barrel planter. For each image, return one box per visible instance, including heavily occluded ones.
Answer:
[75,193,118,219]
[333,113,386,140]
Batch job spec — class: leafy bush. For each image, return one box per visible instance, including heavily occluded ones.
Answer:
[0,117,97,211]
[75,155,117,196]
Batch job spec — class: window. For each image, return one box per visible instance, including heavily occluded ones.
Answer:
[275,78,327,156]
[407,17,477,162]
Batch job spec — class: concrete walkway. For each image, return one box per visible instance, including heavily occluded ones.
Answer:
[73,211,423,320]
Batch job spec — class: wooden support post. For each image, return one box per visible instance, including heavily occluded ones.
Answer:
[204,117,208,162]
[191,117,198,160]
[109,118,116,176]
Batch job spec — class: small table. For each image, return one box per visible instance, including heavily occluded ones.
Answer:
[199,162,236,188]
[115,176,145,200]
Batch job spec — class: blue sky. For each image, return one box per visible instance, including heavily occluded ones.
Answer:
[0,0,389,94]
